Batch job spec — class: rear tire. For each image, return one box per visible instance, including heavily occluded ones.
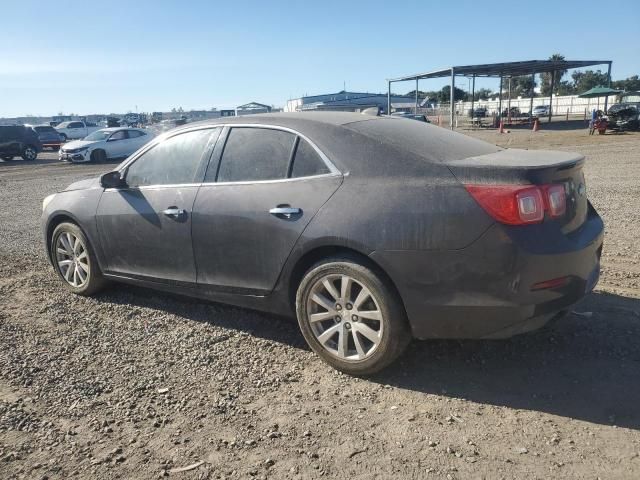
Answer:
[296,256,411,375]
[22,145,37,161]
[51,222,107,296]
[90,149,106,163]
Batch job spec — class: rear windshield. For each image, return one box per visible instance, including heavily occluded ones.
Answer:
[345,118,501,163]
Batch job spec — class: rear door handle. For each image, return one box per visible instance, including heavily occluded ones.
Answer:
[162,207,186,219]
[269,206,301,218]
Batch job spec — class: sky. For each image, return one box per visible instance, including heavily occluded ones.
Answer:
[1,0,639,117]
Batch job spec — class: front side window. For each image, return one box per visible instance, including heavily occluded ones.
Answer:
[69,122,83,128]
[291,138,330,178]
[125,128,217,187]
[85,130,111,141]
[215,127,295,182]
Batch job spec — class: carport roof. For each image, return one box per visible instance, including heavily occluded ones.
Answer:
[388,59,612,81]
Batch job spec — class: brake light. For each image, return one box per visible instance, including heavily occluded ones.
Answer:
[464,183,566,225]
[543,184,566,217]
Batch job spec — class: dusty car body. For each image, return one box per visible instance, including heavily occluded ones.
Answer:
[42,112,604,374]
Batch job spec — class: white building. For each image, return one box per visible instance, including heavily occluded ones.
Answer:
[285,91,417,114]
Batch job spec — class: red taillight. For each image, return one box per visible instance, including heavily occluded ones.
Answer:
[464,183,566,225]
[543,184,566,217]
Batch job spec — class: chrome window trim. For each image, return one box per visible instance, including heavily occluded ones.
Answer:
[118,123,342,179]
[103,172,341,192]
[201,171,341,187]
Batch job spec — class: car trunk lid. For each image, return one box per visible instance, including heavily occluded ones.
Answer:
[445,149,588,233]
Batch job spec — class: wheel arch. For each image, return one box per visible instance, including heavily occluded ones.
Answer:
[285,244,406,317]
[45,212,84,261]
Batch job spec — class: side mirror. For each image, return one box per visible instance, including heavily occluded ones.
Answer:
[100,171,126,189]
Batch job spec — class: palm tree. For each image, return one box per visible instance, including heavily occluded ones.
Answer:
[541,53,567,96]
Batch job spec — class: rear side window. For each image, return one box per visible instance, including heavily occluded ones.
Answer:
[125,128,217,187]
[109,130,128,141]
[0,126,22,139]
[215,128,295,182]
[128,130,146,138]
[69,122,83,128]
[291,138,330,178]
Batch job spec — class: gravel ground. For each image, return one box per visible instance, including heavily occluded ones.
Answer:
[1,128,639,479]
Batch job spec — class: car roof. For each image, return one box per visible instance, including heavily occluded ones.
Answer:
[175,112,501,176]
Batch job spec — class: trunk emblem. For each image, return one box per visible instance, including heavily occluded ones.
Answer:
[577,183,586,197]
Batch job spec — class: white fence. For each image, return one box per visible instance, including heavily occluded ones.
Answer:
[450,94,615,116]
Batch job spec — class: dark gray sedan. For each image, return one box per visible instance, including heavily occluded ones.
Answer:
[42,112,604,375]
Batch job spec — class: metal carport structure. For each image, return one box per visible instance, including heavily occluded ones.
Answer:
[386,60,613,129]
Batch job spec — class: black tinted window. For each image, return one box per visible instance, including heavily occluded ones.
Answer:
[0,126,22,140]
[128,130,145,138]
[215,128,295,182]
[126,128,217,187]
[69,122,83,128]
[34,126,55,133]
[291,138,330,177]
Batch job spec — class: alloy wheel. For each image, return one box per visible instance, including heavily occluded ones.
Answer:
[306,274,384,361]
[55,232,90,288]
[24,147,37,160]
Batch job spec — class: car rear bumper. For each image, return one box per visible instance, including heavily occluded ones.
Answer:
[370,207,604,339]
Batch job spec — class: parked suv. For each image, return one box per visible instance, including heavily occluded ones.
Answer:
[0,125,43,161]
[32,125,64,150]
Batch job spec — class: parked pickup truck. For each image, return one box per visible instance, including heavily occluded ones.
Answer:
[55,121,101,141]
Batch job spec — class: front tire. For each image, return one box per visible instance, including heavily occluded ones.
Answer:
[90,149,106,163]
[60,133,67,142]
[296,256,410,375]
[51,222,107,296]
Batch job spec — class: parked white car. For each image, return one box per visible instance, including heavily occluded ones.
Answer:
[59,128,153,163]
[55,121,101,141]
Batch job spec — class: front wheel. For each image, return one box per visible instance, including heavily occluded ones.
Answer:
[90,149,106,163]
[51,222,107,296]
[59,133,67,142]
[296,256,410,375]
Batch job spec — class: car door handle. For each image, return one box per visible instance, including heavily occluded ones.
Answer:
[162,207,186,219]
[269,206,301,218]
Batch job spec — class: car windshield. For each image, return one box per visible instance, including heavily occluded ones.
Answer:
[84,130,112,141]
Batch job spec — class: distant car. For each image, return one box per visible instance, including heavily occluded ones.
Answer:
[59,128,153,163]
[0,125,42,161]
[390,112,430,122]
[55,121,101,141]
[532,105,551,117]
[607,103,640,131]
[469,107,487,118]
[33,125,64,150]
